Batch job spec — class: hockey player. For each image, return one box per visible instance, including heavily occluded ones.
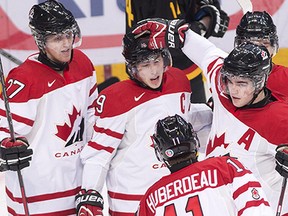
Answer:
[131,19,288,215]
[235,11,288,100]
[75,32,213,215]
[0,1,98,215]
[136,114,273,215]
[126,0,230,103]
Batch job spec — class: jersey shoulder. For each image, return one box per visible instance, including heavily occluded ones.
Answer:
[70,49,94,76]
[96,80,145,117]
[163,67,191,93]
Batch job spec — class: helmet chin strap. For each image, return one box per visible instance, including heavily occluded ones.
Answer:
[235,87,266,109]
[38,50,73,72]
[245,89,262,106]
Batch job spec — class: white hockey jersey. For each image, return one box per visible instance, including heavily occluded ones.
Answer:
[136,156,273,216]
[182,29,288,215]
[80,67,212,215]
[0,49,98,215]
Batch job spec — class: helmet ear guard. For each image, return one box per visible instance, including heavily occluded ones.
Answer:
[162,49,173,68]
[152,135,165,162]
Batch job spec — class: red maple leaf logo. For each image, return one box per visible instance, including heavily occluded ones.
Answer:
[206,133,229,156]
[56,106,80,141]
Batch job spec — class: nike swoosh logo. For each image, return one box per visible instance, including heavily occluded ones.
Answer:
[134,92,145,101]
[48,80,56,87]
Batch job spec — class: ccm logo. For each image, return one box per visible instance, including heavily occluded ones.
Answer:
[167,19,179,48]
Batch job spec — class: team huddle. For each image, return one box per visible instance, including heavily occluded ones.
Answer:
[0,0,288,216]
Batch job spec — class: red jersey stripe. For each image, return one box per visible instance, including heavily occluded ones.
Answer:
[233,181,261,199]
[88,141,114,153]
[94,125,124,139]
[108,190,143,201]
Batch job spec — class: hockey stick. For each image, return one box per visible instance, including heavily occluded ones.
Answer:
[276,177,287,216]
[0,49,22,65]
[235,0,253,14]
[0,57,30,216]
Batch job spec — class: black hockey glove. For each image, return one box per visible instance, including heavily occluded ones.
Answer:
[132,18,189,49]
[195,0,230,38]
[75,189,104,216]
[0,137,32,172]
[275,144,288,178]
[199,0,221,9]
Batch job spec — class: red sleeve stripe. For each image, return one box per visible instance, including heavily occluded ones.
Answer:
[88,141,114,153]
[238,198,270,216]
[94,125,123,139]
[108,190,143,201]
[0,109,34,126]
[0,127,11,134]
[6,186,81,203]
[8,206,76,216]
[233,181,261,199]
[89,83,97,97]
[207,58,223,82]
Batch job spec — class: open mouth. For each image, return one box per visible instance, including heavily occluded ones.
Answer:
[151,76,159,81]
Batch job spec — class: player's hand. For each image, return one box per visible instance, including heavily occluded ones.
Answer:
[75,189,104,216]
[0,137,32,171]
[195,0,229,38]
[132,18,189,49]
[275,144,288,178]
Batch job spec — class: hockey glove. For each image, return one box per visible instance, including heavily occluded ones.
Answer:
[75,189,104,216]
[0,137,32,172]
[199,0,221,9]
[195,1,229,38]
[132,18,189,49]
[275,144,288,178]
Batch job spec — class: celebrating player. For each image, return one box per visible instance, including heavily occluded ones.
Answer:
[136,114,273,215]
[0,1,98,215]
[235,11,288,100]
[131,18,288,215]
[126,0,229,103]
[75,31,212,215]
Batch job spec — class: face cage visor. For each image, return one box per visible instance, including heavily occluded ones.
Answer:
[126,49,171,79]
[31,23,81,52]
[219,68,269,97]
[234,34,279,57]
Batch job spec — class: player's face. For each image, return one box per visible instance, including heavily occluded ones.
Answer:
[135,54,165,89]
[44,31,74,64]
[226,76,256,107]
